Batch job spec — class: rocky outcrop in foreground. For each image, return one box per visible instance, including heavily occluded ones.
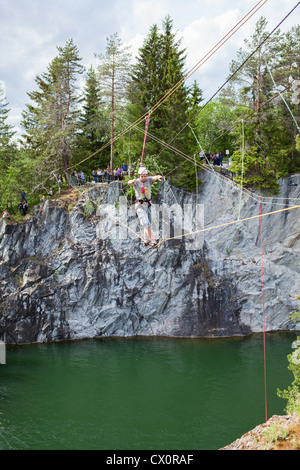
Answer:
[221,414,300,450]
[0,171,300,344]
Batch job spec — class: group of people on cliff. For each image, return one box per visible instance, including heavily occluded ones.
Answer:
[18,190,29,215]
[1,186,57,222]
[1,190,29,220]
[90,163,137,183]
[200,150,223,166]
[69,162,138,186]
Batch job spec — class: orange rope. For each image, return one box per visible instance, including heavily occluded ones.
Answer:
[259,197,268,423]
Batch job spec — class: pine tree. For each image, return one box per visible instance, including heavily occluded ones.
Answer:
[158,16,190,156]
[126,24,162,162]
[128,16,193,185]
[76,66,109,171]
[186,80,204,154]
[0,85,16,151]
[129,24,161,112]
[272,25,300,168]
[225,17,277,132]
[0,85,34,210]
[220,17,299,191]
[0,84,15,206]
[95,33,132,170]
[22,39,84,187]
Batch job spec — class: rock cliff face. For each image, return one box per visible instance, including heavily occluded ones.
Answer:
[0,171,300,344]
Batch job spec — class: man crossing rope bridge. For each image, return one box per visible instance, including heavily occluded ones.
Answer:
[128,166,163,248]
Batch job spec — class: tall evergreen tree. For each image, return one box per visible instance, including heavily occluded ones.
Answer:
[224,17,278,130]
[186,80,204,152]
[22,39,84,186]
[126,24,162,162]
[220,17,299,191]
[95,33,132,170]
[0,85,33,210]
[0,85,16,150]
[128,16,194,187]
[75,66,109,170]
[271,25,300,167]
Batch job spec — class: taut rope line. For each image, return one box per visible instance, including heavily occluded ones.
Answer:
[259,197,268,423]
[154,204,300,248]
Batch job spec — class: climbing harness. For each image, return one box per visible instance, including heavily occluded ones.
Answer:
[135,198,151,208]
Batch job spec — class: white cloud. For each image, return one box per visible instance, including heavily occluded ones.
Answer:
[128,0,169,34]
[181,9,243,95]
[125,33,145,62]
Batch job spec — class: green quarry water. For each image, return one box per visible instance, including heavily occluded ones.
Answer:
[0,333,297,450]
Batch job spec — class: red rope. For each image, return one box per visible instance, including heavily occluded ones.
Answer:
[259,197,268,422]
[140,113,151,167]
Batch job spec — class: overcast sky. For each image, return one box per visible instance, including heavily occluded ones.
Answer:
[0,0,299,138]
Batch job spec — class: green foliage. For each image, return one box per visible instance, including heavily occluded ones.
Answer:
[21,39,85,180]
[127,16,196,179]
[0,87,30,211]
[95,33,132,170]
[277,304,300,416]
[219,17,300,192]
[0,150,35,211]
[83,199,96,218]
[75,66,110,170]
[167,157,201,192]
[1,16,300,209]
[0,86,16,146]
[195,100,236,154]
[230,147,281,193]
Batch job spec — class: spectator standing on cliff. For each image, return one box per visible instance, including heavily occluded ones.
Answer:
[58,176,62,193]
[128,167,163,248]
[21,190,27,203]
[92,170,97,183]
[117,167,123,180]
[18,201,28,216]
[219,152,223,166]
[106,166,111,184]
[2,210,10,219]
[79,171,85,184]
